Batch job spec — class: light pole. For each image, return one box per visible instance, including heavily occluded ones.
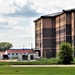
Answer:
[45,50,47,64]
[23,44,25,54]
[31,43,33,50]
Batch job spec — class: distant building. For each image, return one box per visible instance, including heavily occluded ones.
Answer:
[34,8,75,58]
[0,49,39,60]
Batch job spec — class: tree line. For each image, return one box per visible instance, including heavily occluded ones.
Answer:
[0,42,13,52]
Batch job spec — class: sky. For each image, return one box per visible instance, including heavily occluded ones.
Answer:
[0,0,75,49]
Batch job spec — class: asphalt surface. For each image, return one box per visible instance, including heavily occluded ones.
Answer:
[11,65,75,67]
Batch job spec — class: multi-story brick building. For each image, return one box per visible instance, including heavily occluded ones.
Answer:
[34,8,75,58]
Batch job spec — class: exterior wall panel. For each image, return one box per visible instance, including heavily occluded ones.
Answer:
[43,39,52,48]
[43,28,52,37]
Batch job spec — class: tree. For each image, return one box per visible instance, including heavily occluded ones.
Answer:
[0,42,13,52]
[58,42,73,64]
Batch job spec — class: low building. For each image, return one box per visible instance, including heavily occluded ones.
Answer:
[0,49,40,60]
[5,49,32,60]
[0,52,5,60]
[28,52,39,60]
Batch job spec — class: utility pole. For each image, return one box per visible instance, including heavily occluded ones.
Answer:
[23,44,24,49]
[23,44,25,55]
[31,43,33,49]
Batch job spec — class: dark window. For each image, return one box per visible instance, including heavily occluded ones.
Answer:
[66,25,71,35]
[43,39,53,48]
[12,53,14,55]
[8,53,10,55]
[43,28,53,37]
[66,36,72,44]
[16,53,18,55]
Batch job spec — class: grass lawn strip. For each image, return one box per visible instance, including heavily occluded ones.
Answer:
[0,66,74,75]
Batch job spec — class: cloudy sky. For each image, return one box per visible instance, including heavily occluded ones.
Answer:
[0,0,75,49]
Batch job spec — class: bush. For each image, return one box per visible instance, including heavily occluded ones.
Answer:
[58,42,73,64]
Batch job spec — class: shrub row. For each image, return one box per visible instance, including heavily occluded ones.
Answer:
[0,58,58,65]
[0,61,57,65]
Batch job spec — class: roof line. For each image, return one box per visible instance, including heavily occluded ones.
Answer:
[34,8,75,22]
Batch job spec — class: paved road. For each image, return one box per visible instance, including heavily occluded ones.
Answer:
[11,65,75,67]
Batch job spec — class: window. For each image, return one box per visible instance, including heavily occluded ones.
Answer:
[8,53,10,55]
[12,53,14,55]
[16,53,18,55]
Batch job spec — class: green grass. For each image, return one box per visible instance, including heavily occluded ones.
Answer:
[0,66,75,75]
[0,58,58,65]
[1,57,75,65]
[0,61,56,65]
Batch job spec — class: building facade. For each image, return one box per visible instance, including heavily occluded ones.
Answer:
[34,9,75,58]
[5,49,32,59]
[0,49,39,60]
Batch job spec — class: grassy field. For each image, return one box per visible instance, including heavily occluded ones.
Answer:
[0,58,74,75]
[0,66,75,75]
[0,57,75,65]
[0,58,58,65]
